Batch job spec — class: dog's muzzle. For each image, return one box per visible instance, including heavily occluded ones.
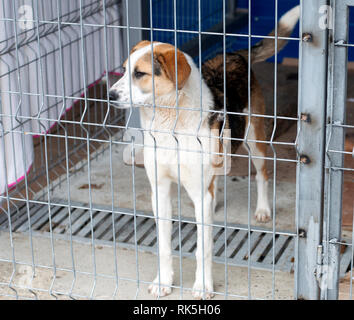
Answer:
[108,89,125,108]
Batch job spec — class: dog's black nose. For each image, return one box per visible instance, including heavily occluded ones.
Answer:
[108,90,119,101]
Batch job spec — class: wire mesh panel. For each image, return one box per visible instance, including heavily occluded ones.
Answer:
[0,0,352,301]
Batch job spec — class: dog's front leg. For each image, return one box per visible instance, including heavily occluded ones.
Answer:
[148,178,174,298]
[187,184,214,300]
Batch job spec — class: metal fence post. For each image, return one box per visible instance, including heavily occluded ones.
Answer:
[296,0,329,300]
[323,0,350,300]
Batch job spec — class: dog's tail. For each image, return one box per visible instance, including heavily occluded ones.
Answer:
[238,5,300,64]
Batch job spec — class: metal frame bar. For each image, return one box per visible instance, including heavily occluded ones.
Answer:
[323,0,352,300]
[296,0,329,300]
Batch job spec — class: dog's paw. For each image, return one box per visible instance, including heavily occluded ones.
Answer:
[192,281,214,300]
[148,279,172,298]
[255,207,271,223]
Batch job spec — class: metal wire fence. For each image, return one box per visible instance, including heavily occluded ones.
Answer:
[0,0,352,300]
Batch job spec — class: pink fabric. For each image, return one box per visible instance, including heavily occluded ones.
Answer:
[7,164,33,192]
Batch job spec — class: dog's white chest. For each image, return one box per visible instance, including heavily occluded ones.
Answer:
[141,113,215,181]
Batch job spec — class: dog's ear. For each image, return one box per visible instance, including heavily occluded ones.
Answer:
[155,49,191,90]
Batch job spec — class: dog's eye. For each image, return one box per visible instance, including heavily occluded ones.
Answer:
[134,70,146,79]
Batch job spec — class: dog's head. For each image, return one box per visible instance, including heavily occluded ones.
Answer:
[109,41,191,108]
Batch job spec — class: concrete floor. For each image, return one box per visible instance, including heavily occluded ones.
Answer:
[0,231,294,300]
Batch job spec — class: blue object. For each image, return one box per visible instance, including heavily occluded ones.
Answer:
[150,0,301,63]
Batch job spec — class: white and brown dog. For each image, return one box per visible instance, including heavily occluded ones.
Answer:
[109,5,300,299]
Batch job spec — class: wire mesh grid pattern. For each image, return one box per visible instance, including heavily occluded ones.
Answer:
[0,0,352,300]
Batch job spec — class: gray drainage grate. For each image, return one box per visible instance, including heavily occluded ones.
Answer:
[1,200,352,277]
